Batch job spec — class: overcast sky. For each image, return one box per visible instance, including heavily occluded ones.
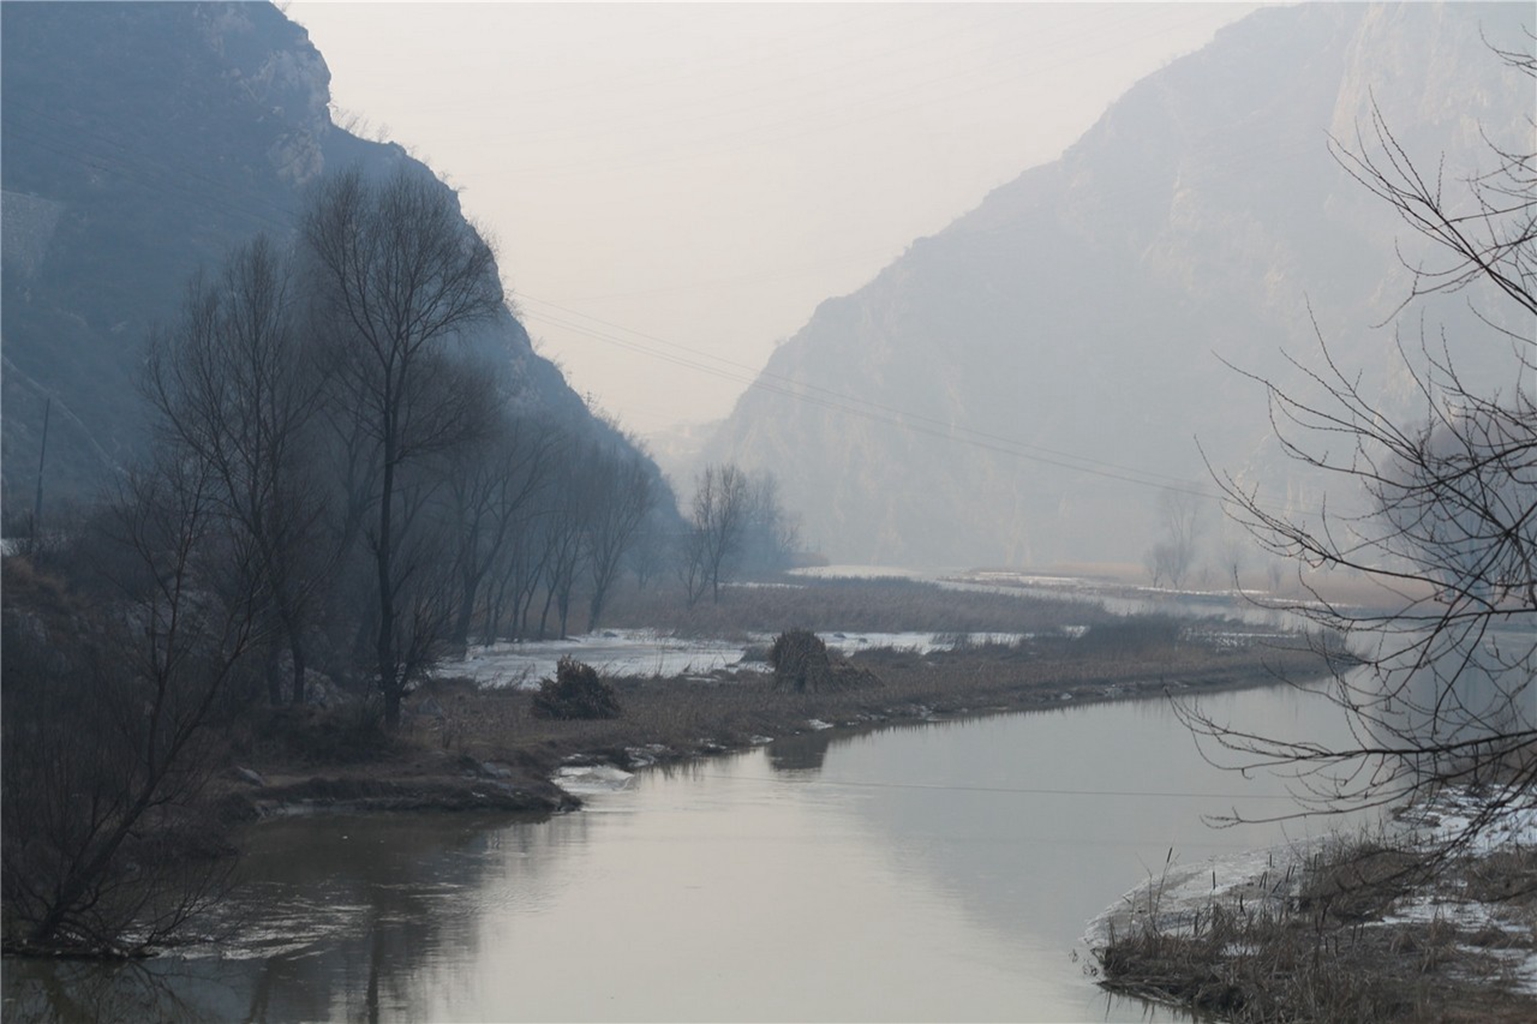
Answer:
[287,2,1260,436]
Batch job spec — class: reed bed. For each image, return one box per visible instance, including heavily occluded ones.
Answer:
[596,575,1113,638]
[1093,838,1537,1023]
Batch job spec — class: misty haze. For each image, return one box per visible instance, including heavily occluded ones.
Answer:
[3,3,1533,1022]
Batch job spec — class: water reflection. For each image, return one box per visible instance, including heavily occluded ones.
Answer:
[5,814,566,1022]
[3,687,1370,1023]
[766,729,837,772]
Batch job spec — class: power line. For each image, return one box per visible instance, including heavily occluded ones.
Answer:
[5,56,1320,519]
[519,295,1234,504]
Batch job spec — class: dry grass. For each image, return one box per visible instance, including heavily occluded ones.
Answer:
[1093,838,1537,1023]
[389,630,1331,781]
[597,574,1114,639]
[232,572,1338,828]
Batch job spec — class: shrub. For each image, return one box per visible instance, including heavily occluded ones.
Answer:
[769,629,832,692]
[531,657,622,720]
[768,630,880,692]
[1076,615,1183,655]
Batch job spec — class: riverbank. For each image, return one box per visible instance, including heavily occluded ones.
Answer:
[1087,807,1537,1022]
[217,606,1537,1023]
[216,624,1333,821]
[8,682,1385,1023]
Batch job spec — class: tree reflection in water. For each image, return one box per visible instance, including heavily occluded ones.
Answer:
[3,812,557,1023]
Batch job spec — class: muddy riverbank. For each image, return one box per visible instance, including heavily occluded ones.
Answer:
[215,628,1335,821]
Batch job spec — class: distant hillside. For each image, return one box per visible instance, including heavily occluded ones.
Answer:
[703,2,1532,569]
[1,2,616,510]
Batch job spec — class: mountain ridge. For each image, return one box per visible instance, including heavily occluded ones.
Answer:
[1,1,614,511]
[702,1,1531,569]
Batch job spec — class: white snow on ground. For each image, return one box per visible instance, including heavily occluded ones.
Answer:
[1084,841,1313,950]
[818,630,1026,656]
[439,628,1030,688]
[789,565,925,580]
[441,629,751,687]
[1086,788,1537,991]
[1414,786,1537,850]
[1385,788,1537,992]
[963,571,1087,588]
[725,580,806,590]
[552,765,636,795]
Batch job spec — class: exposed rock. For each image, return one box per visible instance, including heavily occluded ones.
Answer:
[0,1,660,511]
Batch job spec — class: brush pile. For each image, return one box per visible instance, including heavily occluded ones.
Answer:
[531,657,622,720]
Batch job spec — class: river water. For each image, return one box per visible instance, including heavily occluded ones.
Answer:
[4,684,1370,1023]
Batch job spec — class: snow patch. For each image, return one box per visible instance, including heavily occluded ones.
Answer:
[439,627,1030,689]
[789,565,924,580]
[1409,787,1537,851]
[553,765,635,795]
[441,629,752,688]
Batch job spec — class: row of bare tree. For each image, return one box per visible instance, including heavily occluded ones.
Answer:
[1,166,672,953]
[2,163,816,955]
[682,463,801,606]
[131,167,677,729]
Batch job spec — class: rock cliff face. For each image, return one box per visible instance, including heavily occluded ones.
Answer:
[704,2,1531,568]
[0,2,597,506]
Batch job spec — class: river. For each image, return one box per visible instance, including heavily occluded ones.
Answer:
[4,682,1371,1023]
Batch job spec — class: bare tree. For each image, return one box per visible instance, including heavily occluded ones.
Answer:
[625,510,671,592]
[1144,486,1205,590]
[1193,49,1536,854]
[377,458,466,697]
[144,235,329,705]
[2,457,265,954]
[739,470,801,574]
[304,167,503,728]
[684,463,750,606]
[583,444,656,629]
[506,506,559,641]
[445,412,563,650]
[534,456,588,638]
[680,521,712,609]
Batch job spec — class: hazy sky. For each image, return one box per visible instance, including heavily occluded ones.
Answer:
[287,3,1260,436]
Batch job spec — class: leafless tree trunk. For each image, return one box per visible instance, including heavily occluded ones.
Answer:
[446,414,563,649]
[144,235,328,706]
[2,457,266,954]
[303,167,503,729]
[583,444,656,629]
[536,462,587,638]
[1144,485,1206,590]
[686,463,750,606]
[739,469,800,573]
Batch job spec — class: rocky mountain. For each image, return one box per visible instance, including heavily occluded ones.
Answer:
[703,2,1532,569]
[1,2,609,512]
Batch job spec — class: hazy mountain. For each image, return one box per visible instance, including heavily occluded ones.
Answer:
[1,2,612,511]
[703,2,1532,569]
